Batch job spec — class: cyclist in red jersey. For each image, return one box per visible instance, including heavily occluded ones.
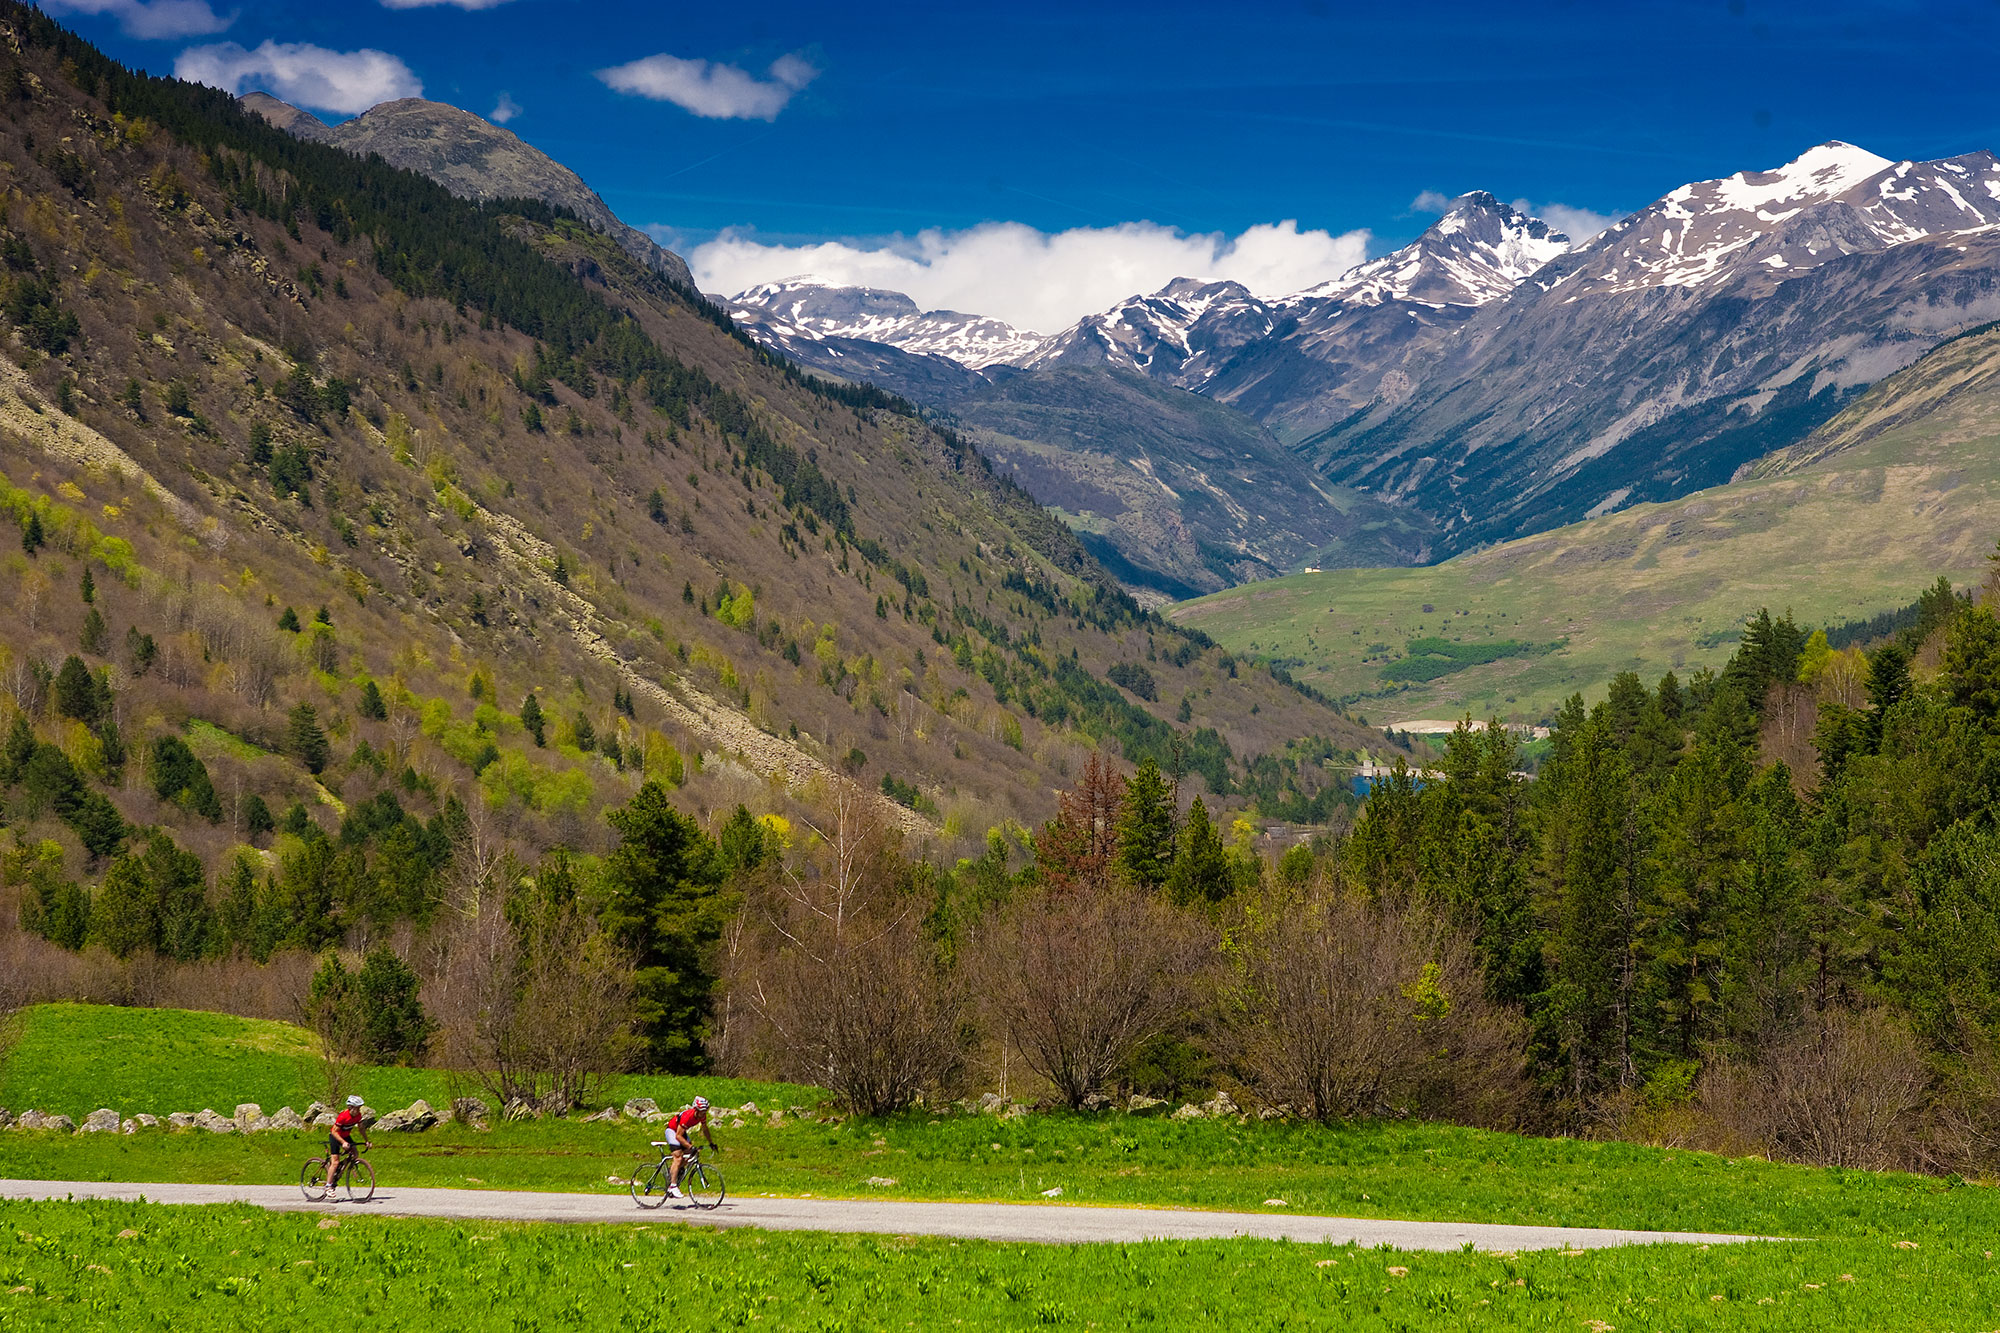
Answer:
[326,1094,368,1190]
[664,1096,716,1198]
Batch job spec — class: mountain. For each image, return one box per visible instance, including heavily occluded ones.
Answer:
[954,366,1435,600]
[1296,143,2000,554]
[1173,318,2000,724]
[243,92,696,290]
[727,281,1043,370]
[0,4,1370,908]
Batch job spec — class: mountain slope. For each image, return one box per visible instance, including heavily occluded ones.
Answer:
[0,5,1371,898]
[726,282,1042,370]
[244,92,696,290]
[1173,321,2000,722]
[956,366,1435,600]
[1298,144,2000,553]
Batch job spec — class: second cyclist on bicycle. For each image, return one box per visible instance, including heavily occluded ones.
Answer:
[663,1095,717,1198]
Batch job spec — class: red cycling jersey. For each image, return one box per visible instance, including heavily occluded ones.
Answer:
[667,1106,706,1137]
[333,1107,362,1136]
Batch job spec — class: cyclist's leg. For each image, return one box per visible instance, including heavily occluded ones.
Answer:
[325,1137,344,1186]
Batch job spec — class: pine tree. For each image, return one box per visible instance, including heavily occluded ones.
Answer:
[520,692,545,747]
[1114,758,1176,890]
[53,655,98,725]
[79,567,94,603]
[603,781,727,1070]
[79,606,106,655]
[21,507,44,555]
[1165,797,1233,906]
[286,702,330,775]
[359,679,388,720]
[277,606,300,632]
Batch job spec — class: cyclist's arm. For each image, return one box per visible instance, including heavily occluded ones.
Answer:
[703,1114,717,1148]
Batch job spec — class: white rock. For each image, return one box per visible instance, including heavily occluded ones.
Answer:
[81,1108,120,1133]
[1041,1187,1063,1198]
[622,1098,658,1119]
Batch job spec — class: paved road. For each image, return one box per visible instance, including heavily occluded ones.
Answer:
[0,1180,1769,1251]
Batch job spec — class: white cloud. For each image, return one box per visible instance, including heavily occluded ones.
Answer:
[176,40,421,115]
[598,51,817,121]
[379,0,515,8]
[1410,189,1454,214]
[490,91,521,124]
[43,0,232,40]
[1528,202,1622,243]
[688,219,1371,333]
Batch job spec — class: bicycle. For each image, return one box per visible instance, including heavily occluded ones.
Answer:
[630,1140,724,1210]
[300,1143,375,1203]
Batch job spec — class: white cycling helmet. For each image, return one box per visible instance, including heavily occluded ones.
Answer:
[691,1095,709,1110]
[346,1095,365,1107]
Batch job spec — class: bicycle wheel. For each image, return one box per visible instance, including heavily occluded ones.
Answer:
[682,1159,724,1210]
[341,1157,375,1203]
[631,1160,670,1209]
[300,1158,330,1202]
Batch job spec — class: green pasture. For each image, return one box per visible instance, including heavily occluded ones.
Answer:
[1174,416,2000,724]
[0,1003,810,1125]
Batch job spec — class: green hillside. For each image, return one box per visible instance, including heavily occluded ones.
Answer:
[1172,324,2000,722]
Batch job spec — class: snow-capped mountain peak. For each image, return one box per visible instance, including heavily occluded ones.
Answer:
[1293,192,1571,308]
[1567,141,2000,294]
[723,279,1045,369]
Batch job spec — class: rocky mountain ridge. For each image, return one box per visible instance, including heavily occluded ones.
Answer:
[242,92,696,289]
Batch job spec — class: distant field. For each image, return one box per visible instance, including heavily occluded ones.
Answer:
[0,1003,811,1123]
[1172,406,2000,724]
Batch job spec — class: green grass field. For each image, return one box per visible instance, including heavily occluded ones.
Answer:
[0,1198,1993,1331]
[0,1004,809,1122]
[1172,396,2000,725]
[10,1004,2000,1327]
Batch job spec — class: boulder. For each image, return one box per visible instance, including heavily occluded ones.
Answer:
[736,1101,759,1116]
[120,1119,138,1134]
[622,1098,658,1119]
[643,1110,668,1123]
[1203,1091,1240,1117]
[1170,1103,1205,1121]
[269,1107,306,1131]
[1041,1186,1063,1198]
[581,1106,620,1124]
[1127,1094,1167,1114]
[233,1103,263,1130]
[502,1097,538,1122]
[192,1108,237,1134]
[135,1113,159,1129]
[167,1112,196,1129]
[373,1101,438,1133]
[451,1097,489,1123]
[0,1108,11,1129]
[81,1108,120,1134]
[977,1092,1006,1115]
[304,1102,328,1120]
[248,1116,274,1134]
[12,1109,46,1131]
[310,1111,336,1129]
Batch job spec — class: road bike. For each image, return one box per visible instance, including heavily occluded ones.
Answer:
[631,1140,724,1210]
[300,1143,375,1203]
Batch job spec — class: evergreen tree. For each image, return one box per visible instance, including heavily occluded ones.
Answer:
[1114,758,1176,890]
[602,781,726,1071]
[1865,642,1913,747]
[1165,797,1232,906]
[355,948,432,1062]
[243,793,275,839]
[286,702,330,774]
[78,606,106,655]
[519,692,545,746]
[53,655,97,725]
[20,507,43,555]
[277,606,301,632]
[358,678,388,720]
[79,567,94,604]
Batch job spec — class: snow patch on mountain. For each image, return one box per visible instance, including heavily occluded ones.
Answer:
[725,279,1045,369]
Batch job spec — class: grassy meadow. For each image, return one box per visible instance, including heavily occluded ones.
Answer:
[1171,401,2000,725]
[8,1004,2000,1327]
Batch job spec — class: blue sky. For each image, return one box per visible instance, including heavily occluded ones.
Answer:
[45,0,2000,329]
